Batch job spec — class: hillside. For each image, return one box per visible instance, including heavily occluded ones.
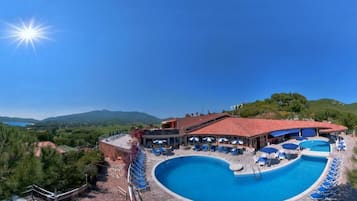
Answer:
[41,110,161,125]
[308,99,357,115]
[234,93,357,129]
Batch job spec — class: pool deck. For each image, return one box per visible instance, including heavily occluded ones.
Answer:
[140,135,357,201]
[301,150,330,157]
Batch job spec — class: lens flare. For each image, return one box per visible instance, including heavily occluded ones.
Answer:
[6,18,50,51]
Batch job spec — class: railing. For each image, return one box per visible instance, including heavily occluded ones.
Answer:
[23,184,88,201]
[127,146,148,201]
[100,133,126,142]
[143,129,179,136]
[127,162,135,201]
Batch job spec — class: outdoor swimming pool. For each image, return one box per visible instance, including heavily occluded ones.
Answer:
[299,140,330,152]
[154,155,327,201]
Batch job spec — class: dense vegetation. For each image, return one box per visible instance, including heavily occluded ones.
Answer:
[231,92,357,130]
[0,126,39,198]
[29,124,132,147]
[0,125,104,199]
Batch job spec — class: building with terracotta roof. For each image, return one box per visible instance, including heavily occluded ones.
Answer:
[138,113,347,150]
[188,117,347,150]
[139,113,230,147]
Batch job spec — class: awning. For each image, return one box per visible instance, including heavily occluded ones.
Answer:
[270,129,300,137]
[301,128,316,137]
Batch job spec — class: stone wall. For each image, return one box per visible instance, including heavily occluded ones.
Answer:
[99,142,129,163]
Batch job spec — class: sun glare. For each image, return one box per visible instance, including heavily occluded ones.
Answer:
[6,18,50,51]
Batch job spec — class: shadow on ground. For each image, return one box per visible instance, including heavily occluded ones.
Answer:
[333,183,357,201]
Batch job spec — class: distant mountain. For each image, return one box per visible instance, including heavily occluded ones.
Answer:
[0,116,39,123]
[41,110,162,125]
[308,99,357,115]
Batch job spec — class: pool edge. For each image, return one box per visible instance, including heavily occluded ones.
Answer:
[286,155,331,201]
[151,154,231,201]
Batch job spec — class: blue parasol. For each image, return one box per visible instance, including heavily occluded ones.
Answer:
[282,143,299,150]
[259,147,278,154]
[295,136,307,141]
[259,147,278,166]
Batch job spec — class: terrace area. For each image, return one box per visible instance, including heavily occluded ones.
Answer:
[138,134,356,201]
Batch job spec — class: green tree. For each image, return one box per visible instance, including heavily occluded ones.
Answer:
[0,125,40,199]
[77,151,104,185]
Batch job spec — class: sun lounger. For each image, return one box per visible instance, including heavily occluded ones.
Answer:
[332,161,341,166]
[257,157,267,166]
[317,186,330,194]
[231,148,239,155]
[202,144,209,151]
[129,148,150,191]
[165,147,173,155]
[132,162,145,170]
[223,147,231,154]
[322,181,336,188]
[210,145,216,152]
[131,172,146,182]
[326,175,337,182]
[131,178,149,191]
[193,144,201,151]
[152,148,161,156]
[310,191,336,200]
[328,170,339,177]
[310,192,325,200]
[278,152,286,160]
[131,167,145,176]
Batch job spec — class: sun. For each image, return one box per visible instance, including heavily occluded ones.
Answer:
[6,18,50,51]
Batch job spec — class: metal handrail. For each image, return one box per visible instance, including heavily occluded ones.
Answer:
[23,184,88,201]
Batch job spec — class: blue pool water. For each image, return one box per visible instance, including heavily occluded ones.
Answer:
[155,156,326,201]
[299,140,330,152]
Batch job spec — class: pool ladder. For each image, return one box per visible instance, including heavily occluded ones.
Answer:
[252,165,262,180]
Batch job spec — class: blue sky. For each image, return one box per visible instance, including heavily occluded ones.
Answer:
[0,0,356,119]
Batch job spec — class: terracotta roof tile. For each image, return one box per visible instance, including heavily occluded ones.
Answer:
[35,141,70,156]
[189,117,347,137]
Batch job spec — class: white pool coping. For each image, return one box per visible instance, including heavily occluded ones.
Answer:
[151,154,231,201]
[151,138,332,201]
[152,153,328,201]
[286,156,331,201]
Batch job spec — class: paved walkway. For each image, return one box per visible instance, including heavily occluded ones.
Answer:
[141,135,357,201]
[80,159,129,201]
